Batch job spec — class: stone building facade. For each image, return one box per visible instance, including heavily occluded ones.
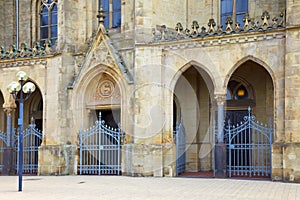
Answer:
[0,0,299,182]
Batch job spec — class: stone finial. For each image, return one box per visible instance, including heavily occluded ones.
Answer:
[184,28,190,37]
[20,43,28,57]
[32,42,41,56]
[175,22,184,38]
[8,45,17,59]
[160,25,168,40]
[243,13,251,31]
[272,17,278,28]
[261,11,270,29]
[191,20,199,36]
[278,11,285,27]
[225,16,233,33]
[207,19,216,34]
[97,5,106,24]
[175,22,183,34]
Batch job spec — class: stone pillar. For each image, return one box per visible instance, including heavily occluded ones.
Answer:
[2,108,15,175]
[283,0,300,182]
[214,94,227,178]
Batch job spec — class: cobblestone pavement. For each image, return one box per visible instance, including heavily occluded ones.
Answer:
[0,176,300,200]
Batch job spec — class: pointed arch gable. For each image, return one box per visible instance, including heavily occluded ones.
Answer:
[73,24,133,88]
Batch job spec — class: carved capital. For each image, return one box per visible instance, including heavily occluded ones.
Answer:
[3,107,15,116]
[214,94,226,105]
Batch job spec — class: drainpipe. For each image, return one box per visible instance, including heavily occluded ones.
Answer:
[16,0,19,47]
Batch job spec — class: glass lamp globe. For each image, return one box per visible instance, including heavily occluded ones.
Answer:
[7,81,21,93]
[16,71,28,81]
[22,82,36,93]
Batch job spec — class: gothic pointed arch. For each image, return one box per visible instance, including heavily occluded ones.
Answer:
[172,62,215,176]
[224,55,276,89]
[72,64,127,132]
[170,60,216,100]
[224,56,274,124]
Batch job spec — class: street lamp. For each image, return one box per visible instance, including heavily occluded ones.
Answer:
[7,71,36,192]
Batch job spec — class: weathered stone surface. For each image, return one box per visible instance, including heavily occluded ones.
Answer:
[38,145,77,175]
[0,0,299,182]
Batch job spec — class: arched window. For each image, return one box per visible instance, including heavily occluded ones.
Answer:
[221,0,248,28]
[40,0,58,46]
[100,0,121,29]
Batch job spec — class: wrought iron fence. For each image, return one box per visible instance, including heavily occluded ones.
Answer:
[224,107,272,178]
[14,123,42,174]
[0,120,42,175]
[173,121,186,176]
[0,131,8,173]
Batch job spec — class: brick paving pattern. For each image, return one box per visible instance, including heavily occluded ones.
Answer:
[0,176,300,200]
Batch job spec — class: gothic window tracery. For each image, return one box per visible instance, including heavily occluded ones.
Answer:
[40,0,58,45]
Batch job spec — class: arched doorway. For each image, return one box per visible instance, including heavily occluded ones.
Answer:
[225,60,274,178]
[173,65,214,176]
[78,72,123,175]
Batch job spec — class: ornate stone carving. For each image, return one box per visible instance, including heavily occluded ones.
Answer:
[151,11,286,43]
[98,79,114,98]
[92,41,115,68]
[191,21,199,37]
[0,41,52,60]
[94,74,120,101]
[207,19,216,35]
[214,94,227,105]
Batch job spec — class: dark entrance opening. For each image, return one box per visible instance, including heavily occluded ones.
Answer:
[96,109,120,129]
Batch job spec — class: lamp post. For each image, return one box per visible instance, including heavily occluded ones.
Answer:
[7,71,36,192]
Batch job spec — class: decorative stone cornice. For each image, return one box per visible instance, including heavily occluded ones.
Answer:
[160,31,285,51]
[151,11,285,44]
[0,41,53,60]
[0,59,47,68]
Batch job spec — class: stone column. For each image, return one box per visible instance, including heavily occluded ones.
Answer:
[282,0,300,182]
[2,108,15,175]
[214,94,226,178]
